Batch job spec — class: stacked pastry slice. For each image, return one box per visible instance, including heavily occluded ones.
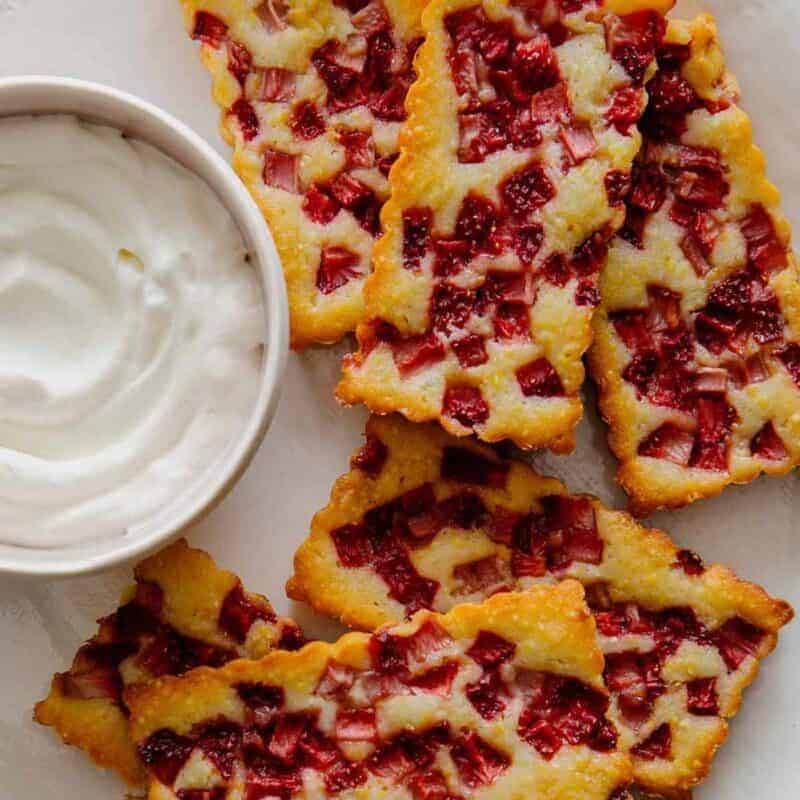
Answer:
[35,539,304,787]
[289,414,793,797]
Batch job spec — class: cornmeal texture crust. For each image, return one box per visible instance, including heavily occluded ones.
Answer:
[128,584,635,800]
[34,539,304,787]
[587,14,800,515]
[337,0,675,451]
[288,415,793,798]
[179,0,427,348]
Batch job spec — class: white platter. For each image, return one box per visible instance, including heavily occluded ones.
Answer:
[0,0,797,797]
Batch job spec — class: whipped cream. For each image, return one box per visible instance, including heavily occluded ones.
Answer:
[0,115,265,547]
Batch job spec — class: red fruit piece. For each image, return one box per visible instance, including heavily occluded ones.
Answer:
[315,660,357,700]
[440,446,509,488]
[686,677,719,716]
[689,397,737,472]
[256,0,288,32]
[192,11,228,47]
[316,247,362,295]
[714,617,764,671]
[196,722,242,779]
[335,708,377,742]
[403,207,433,270]
[647,69,700,116]
[302,184,340,224]
[674,548,705,576]
[450,732,509,788]
[605,170,631,206]
[452,555,511,596]
[516,35,559,93]
[331,522,373,568]
[236,683,285,728]
[338,129,375,168]
[430,283,475,333]
[630,723,671,761]
[409,769,453,800]
[232,99,260,141]
[409,661,460,696]
[604,10,666,85]
[263,150,298,193]
[674,168,729,210]
[138,728,195,786]
[455,193,498,247]
[351,433,388,477]
[493,302,530,340]
[59,666,122,702]
[290,100,326,140]
[741,204,788,273]
[560,123,597,165]
[516,358,565,398]
[219,583,276,643]
[777,343,800,387]
[260,67,296,102]
[530,82,572,126]
[467,630,516,668]
[311,41,365,112]
[630,162,666,213]
[604,651,663,724]
[750,421,789,461]
[458,111,510,164]
[393,332,447,376]
[442,385,490,428]
[325,760,368,793]
[605,87,644,135]
[638,423,695,467]
[451,334,489,368]
[501,163,555,214]
[466,669,507,720]
[228,41,252,85]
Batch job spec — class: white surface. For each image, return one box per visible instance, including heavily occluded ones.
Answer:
[0,76,288,575]
[0,0,797,797]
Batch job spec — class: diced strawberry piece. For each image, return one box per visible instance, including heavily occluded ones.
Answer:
[260,67,296,102]
[467,630,516,668]
[541,495,604,570]
[453,555,511,596]
[192,11,228,47]
[179,789,227,800]
[777,343,800,387]
[351,433,388,477]
[692,367,728,395]
[572,230,610,276]
[493,302,530,340]
[530,82,571,125]
[316,246,362,295]
[521,719,561,759]
[302,184,340,224]
[674,169,729,209]
[430,283,475,333]
[618,206,648,248]
[409,769,453,800]
[352,0,391,35]
[605,87,644,135]
[338,129,375,168]
[401,619,454,671]
[403,207,433,271]
[539,255,569,287]
[630,723,671,761]
[466,669,507,720]
[449,43,480,104]
[458,111,508,163]
[440,447,508,489]
[605,170,631,205]
[689,397,736,472]
[604,11,666,85]
[681,233,712,277]
[451,334,489,368]
[695,312,738,356]
[456,193,498,246]
[750,421,788,461]
[516,358,564,398]
[450,732,509,788]
[674,548,705,576]
[516,35,560,93]
[560,123,597,165]
[331,522,373,568]
[328,173,372,209]
[335,708,377,742]
[741,205,788,272]
[324,760,368,793]
[686,677,719,716]
[245,755,302,800]
[575,280,600,307]
[219,583,276,643]
[228,41,253,86]
[138,729,195,786]
[196,722,242,779]
[316,660,358,699]
[715,617,765,671]
[290,100,326,140]
[59,666,122,702]
[393,332,446,375]
[232,99,260,141]
[629,162,665,212]
[373,541,441,613]
[604,652,662,724]
[647,69,700,116]
[263,150,298,193]
[236,682,285,727]
[256,0,288,32]
[501,162,555,214]
[443,385,490,428]
[409,661,460,696]
[312,42,365,111]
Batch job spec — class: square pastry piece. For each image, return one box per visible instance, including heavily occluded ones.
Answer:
[337,0,674,451]
[128,584,635,800]
[288,415,793,797]
[34,539,304,787]
[179,0,426,348]
[588,14,800,515]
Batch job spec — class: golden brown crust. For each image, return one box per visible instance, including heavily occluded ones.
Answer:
[180,0,427,348]
[129,584,634,800]
[34,539,302,787]
[587,14,800,515]
[337,0,674,450]
[288,414,793,796]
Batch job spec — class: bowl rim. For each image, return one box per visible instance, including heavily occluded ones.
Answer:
[0,75,289,578]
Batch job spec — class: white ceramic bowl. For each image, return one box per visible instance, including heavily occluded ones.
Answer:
[0,76,288,578]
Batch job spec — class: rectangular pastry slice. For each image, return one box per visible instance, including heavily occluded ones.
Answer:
[179,0,426,348]
[588,14,800,515]
[127,583,634,800]
[288,415,793,798]
[337,0,674,451]
[34,539,304,787]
